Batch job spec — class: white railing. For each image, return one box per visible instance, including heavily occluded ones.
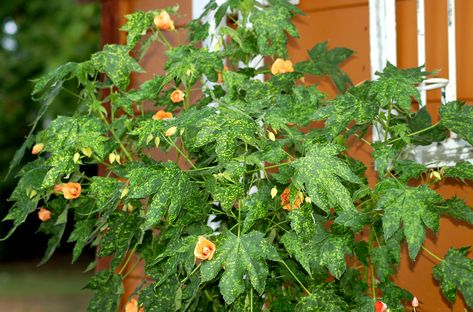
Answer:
[369,0,473,167]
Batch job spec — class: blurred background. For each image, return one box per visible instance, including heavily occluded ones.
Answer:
[0,0,101,310]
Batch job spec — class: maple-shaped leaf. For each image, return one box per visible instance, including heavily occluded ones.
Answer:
[139,276,180,312]
[391,159,428,182]
[190,109,260,162]
[165,45,222,85]
[120,11,154,49]
[369,62,426,112]
[295,41,353,92]
[378,184,443,259]
[433,247,473,309]
[292,143,362,212]
[91,44,144,91]
[85,269,123,312]
[250,6,299,56]
[67,217,95,263]
[200,230,280,304]
[378,281,413,312]
[440,101,473,145]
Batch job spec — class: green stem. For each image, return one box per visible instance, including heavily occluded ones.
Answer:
[421,245,443,262]
[388,122,440,144]
[122,259,142,279]
[180,263,202,285]
[246,161,292,174]
[99,114,133,162]
[345,127,372,147]
[163,136,196,169]
[118,244,138,275]
[281,260,312,295]
[157,31,173,49]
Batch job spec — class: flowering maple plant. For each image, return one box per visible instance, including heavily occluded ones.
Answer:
[4,1,473,311]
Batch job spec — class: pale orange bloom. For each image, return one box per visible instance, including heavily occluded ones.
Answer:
[154,11,175,31]
[152,110,173,120]
[125,298,144,312]
[280,188,304,211]
[170,89,185,103]
[271,58,294,75]
[53,184,63,194]
[31,143,44,155]
[62,182,81,200]
[194,236,216,260]
[38,208,52,222]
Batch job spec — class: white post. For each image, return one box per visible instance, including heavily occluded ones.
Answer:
[369,0,397,141]
[417,0,427,106]
[446,0,457,103]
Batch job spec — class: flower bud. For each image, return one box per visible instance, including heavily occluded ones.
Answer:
[411,297,419,308]
[267,131,276,142]
[146,134,154,144]
[165,126,177,137]
[73,152,81,164]
[155,137,160,148]
[120,187,129,199]
[38,208,52,222]
[31,143,44,155]
[109,153,116,164]
[81,147,93,158]
[270,186,278,199]
[305,196,312,204]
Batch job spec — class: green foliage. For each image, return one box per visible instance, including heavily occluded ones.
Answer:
[4,1,473,311]
[433,247,473,308]
[292,143,362,212]
[378,184,443,259]
[201,230,280,304]
[295,42,354,92]
[440,101,473,145]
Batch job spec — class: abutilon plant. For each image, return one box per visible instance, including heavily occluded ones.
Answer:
[3,1,473,311]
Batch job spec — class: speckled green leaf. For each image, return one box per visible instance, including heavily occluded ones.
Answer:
[140,277,180,312]
[369,63,425,111]
[408,106,449,145]
[295,42,353,92]
[191,110,259,162]
[120,11,154,49]
[378,185,443,259]
[165,45,222,84]
[98,210,144,268]
[68,217,96,263]
[292,143,362,212]
[86,270,123,312]
[391,159,428,182]
[200,230,280,304]
[250,6,298,56]
[296,287,349,312]
[92,44,144,91]
[242,185,270,233]
[439,197,473,224]
[433,247,473,308]
[444,161,473,181]
[205,178,244,212]
[89,176,122,213]
[440,101,473,145]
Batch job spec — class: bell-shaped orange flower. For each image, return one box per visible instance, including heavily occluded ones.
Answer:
[31,143,44,155]
[194,236,216,260]
[170,89,185,103]
[53,184,63,194]
[280,188,304,211]
[152,110,173,120]
[154,11,175,31]
[125,298,144,312]
[38,208,52,222]
[62,182,81,200]
[271,58,294,75]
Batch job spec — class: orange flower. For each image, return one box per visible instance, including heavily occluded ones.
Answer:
[271,58,294,75]
[31,143,44,155]
[170,89,185,103]
[38,208,52,222]
[194,236,216,261]
[154,11,174,31]
[125,298,144,312]
[280,188,304,211]
[152,110,173,120]
[62,182,81,200]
